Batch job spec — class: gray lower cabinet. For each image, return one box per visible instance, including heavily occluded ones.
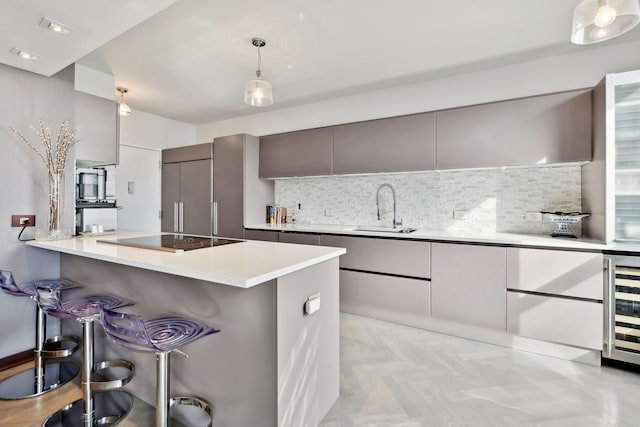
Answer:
[259,127,333,178]
[506,292,602,349]
[340,270,430,325]
[506,248,603,299]
[319,235,430,278]
[278,232,320,245]
[319,235,430,326]
[431,243,507,331]
[436,89,592,169]
[505,247,603,349]
[332,113,436,174]
[243,229,279,242]
[74,91,119,166]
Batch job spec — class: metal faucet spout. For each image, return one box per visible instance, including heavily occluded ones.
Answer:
[376,183,398,228]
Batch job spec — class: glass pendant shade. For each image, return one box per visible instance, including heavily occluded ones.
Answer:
[571,0,640,44]
[118,102,132,116]
[244,78,274,107]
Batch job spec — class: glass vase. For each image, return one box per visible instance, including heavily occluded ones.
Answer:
[43,172,70,240]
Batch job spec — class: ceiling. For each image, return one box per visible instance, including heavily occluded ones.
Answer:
[3,0,640,124]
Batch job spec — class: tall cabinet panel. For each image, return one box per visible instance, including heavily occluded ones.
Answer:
[161,143,213,236]
[179,159,213,235]
[161,162,180,233]
[213,135,244,239]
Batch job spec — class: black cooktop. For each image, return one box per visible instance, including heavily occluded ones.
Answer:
[97,234,243,253]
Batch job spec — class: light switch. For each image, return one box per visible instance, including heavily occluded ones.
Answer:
[304,293,320,315]
[127,181,135,195]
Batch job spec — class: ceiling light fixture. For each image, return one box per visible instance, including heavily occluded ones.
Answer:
[244,37,273,107]
[10,47,39,60]
[571,0,640,44]
[39,17,73,35]
[116,87,132,116]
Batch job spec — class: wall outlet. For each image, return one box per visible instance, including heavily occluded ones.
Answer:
[453,210,469,220]
[324,209,334,217]
[11,214,36,227]
[525,211,543,221]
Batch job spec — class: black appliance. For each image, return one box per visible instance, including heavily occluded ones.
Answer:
[97,234,243,253]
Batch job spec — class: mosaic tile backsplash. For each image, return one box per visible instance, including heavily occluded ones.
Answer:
[274,164,583,235]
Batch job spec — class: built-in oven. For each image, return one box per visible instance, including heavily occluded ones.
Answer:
[604,253,640,365]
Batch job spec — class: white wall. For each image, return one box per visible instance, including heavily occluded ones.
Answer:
[115,109,196,232]
[196,39,640,140]
[119,108,196,150]
[0,64,74,358]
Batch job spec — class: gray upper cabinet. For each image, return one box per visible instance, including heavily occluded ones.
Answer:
[436,89,593,169]
[332,113,436,174]
[74,91,119,166]
[259,127,333,178]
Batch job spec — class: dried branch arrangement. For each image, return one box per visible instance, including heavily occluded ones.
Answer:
[8,119,78,175]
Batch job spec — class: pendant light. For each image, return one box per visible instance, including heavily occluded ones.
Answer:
[116,87,132,116]
[571,0,640,44]
[244,38,274,107]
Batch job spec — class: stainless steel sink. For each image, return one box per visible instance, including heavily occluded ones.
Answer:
[351,226,416,233]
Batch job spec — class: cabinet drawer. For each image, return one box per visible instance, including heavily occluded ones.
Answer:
[243,229,278,242]
[278,232,319,245]
[507,248,603,300]
[319,235,430,278]
[507,292,603,349]
[340,270,430,324]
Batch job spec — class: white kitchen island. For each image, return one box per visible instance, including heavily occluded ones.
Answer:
[27,232,345,427]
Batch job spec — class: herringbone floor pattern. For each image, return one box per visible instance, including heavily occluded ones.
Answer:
[321,314,640,427]
[3,313,640,426]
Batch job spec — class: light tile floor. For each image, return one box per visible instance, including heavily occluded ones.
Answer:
[320,313,640,427]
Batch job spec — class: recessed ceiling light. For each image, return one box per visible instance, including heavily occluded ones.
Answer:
[39,17,73,35]
[10,47,40,60]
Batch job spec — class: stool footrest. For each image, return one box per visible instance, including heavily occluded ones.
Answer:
[170,396,213,427]
[90,359,135,391]
[40,335,81,359]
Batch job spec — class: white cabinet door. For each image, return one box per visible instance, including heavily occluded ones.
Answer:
[431,243,506,331]
[507,248,603,300]
[507,292,603,349]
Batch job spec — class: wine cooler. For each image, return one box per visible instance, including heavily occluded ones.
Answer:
[604,255,640,364]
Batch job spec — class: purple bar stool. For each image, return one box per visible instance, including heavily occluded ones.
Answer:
[35,285,136,427]
[0,270,81,400]
[101,308,219,427]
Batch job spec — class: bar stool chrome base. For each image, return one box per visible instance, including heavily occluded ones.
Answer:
[43,390,134,427]
[0,329,81,400]
[0,359,79,400]
[170,396,213,427]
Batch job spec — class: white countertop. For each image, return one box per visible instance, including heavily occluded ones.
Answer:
[27,231,346,288]
[246,223,618,251]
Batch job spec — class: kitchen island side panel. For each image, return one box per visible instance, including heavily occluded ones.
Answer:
[277,257,340,427]
[59,253,278,427]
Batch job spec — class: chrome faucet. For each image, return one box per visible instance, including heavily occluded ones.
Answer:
[376,183,402,228]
